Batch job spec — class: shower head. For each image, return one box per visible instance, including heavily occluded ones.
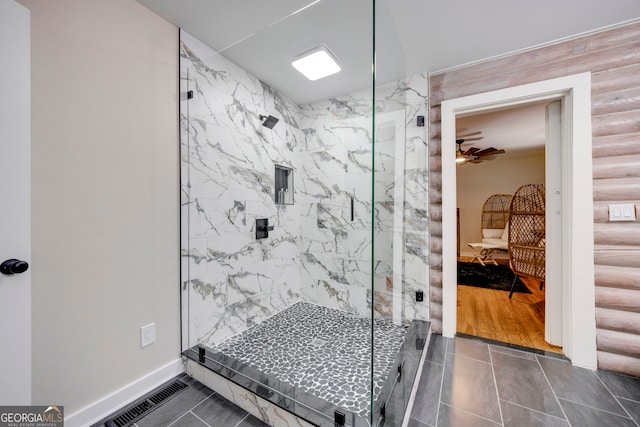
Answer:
[259,114,279,129]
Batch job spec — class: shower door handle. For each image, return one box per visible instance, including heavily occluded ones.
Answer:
[1,259,29,275]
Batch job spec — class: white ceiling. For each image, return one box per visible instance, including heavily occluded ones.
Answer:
[456,102,547,157]
[136,0,639,155]
[137,0,640,105]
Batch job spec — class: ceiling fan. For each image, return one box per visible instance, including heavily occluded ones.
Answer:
[455,131,505,164]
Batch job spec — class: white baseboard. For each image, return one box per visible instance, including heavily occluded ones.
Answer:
[65,358,184,427]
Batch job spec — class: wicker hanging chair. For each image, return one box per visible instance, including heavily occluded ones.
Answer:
[478,194,512,251]
[482,194,512,230]
[508,184,546,298]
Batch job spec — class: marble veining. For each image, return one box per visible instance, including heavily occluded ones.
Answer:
[180,29,430,350]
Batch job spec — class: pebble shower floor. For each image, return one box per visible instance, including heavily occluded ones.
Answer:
[210,302,407,416]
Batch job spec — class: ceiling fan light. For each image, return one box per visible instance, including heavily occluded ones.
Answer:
[292,45,341,81]
[456,151,467,163]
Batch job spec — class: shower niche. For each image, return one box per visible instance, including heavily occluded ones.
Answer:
[274,164,293,205]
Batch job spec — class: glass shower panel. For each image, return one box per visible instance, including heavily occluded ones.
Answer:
[371,1,431,425]
[180,1,429,425]
[179,28,312,357]
[178,1,397,426]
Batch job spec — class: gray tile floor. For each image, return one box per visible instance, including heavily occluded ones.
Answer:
[97,336,640,427]
[408,335,640,427]
[93,374,269,427]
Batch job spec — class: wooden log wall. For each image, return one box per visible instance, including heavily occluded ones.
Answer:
[429,21,640,376]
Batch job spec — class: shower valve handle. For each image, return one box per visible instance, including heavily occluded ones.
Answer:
[256,218,274,239]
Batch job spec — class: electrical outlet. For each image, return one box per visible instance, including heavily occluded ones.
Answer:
[416,291,424,302]
[140,323,156,348]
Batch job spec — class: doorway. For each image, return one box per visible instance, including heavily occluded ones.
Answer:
[454,102,560,353]
[440,73,597,369]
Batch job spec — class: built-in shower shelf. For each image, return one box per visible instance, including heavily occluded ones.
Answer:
[275,164,293,205]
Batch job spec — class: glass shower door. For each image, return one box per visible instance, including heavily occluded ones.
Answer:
[370,1,431,425]
[178,1,428,425]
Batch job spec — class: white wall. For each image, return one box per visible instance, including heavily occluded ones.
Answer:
[457,149,545,256]
[18,0,179,417]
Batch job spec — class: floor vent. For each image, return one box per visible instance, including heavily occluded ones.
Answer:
[105,380,188,427]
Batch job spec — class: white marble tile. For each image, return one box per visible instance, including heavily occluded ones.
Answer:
[298,227,341,255]
[204,234,265,271]
[342,120,373,149]
[405,136,428,170]
[182,30,430,347]
[298,279,370,315]
[188,199,247,237]
[342,229,371,261]
[187,361,316,427]
[302,149,348,177]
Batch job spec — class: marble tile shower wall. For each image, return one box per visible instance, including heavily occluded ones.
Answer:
[296,76,429,322]
[399,74,430,323]
[180,32,304,347]
[180,31,429,348]
[296,103,379,317]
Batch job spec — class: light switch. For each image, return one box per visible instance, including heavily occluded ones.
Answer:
[609,204,636,222]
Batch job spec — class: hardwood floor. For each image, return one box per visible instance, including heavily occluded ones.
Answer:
[456,258,563,354]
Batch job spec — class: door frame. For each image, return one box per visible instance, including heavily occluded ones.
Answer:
[440,73,597,369]
[0,0,31,403]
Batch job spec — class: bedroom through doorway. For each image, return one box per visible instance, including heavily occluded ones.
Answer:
[454,102,562,354]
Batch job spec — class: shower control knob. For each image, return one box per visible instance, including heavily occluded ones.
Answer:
[256,218,275,239]
[1,258,29,275]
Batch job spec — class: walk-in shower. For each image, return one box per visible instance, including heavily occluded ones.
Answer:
[179,1,429,425]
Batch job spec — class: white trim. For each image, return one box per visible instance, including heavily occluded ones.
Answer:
[65,358,184,427]
[545,100,563,346]
[440,73,597,369]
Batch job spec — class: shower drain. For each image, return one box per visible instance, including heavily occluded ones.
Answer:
[309,337,328,348]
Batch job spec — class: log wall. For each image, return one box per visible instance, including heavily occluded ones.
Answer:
[429,21,640,376]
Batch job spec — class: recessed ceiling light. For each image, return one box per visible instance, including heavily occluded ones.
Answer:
[292,45,341,81]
